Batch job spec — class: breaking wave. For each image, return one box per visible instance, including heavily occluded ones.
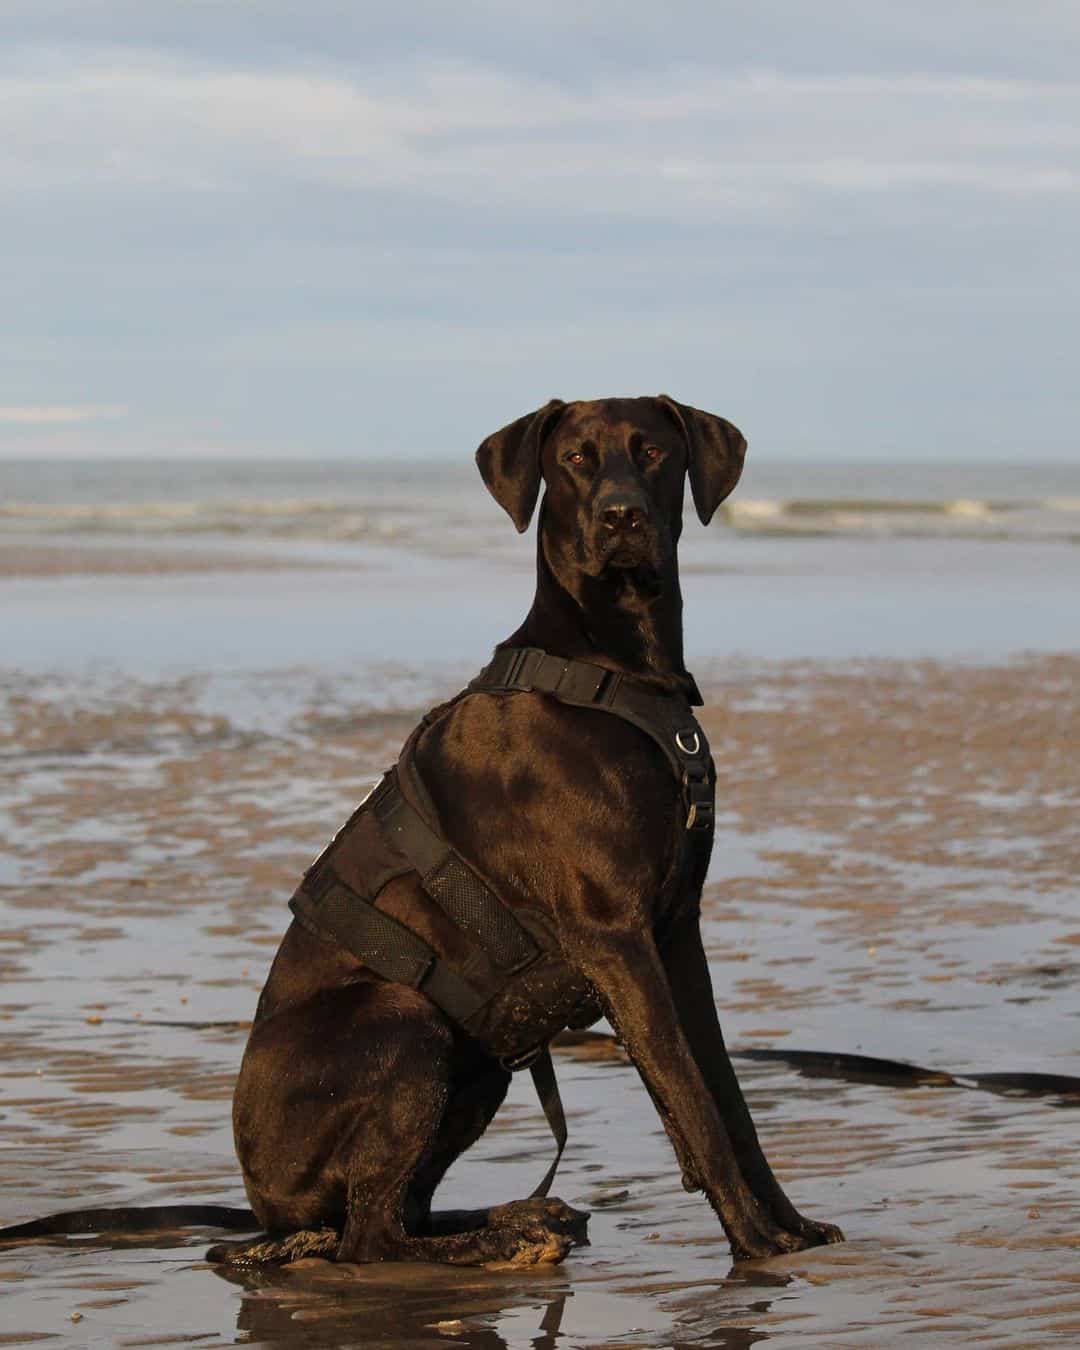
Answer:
[720,495,1080,540]
[0,498,419,542]
[2,493,1079,545]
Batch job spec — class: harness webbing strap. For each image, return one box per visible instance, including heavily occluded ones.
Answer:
[376,780,537,973]
[290,880,488,1026]
[528,1048,567,1199]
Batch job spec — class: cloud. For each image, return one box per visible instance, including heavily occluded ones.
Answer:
[5,2,1080,84]
[0,404,128,424]
[2,11,1079,460]
[3,53,1078,217]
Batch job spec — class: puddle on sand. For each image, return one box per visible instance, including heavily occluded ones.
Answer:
[1,656,1079,1347]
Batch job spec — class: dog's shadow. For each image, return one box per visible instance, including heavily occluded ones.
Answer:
[210,1252,792,1348]
[211,1255,572,1348]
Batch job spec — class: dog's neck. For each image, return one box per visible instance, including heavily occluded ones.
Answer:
[505,528,694,697]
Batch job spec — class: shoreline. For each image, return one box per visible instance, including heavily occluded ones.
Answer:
[0,537,367,579]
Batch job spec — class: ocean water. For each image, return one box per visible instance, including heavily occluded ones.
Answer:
[2,456,1079,678]
[2,457,1080,547]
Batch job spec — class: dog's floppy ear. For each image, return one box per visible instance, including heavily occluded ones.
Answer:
[656,395,747,525]
[475,400,567,532]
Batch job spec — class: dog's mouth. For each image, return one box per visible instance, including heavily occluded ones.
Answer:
[599,536,668,583]
[597,551,665,597]
[575,519,670,583]
[595,529,658,571]
[604,546,648,569]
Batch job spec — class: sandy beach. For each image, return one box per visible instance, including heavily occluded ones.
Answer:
[2,528,1078,1349]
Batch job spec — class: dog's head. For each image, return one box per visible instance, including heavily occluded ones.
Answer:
[476,397,746,583]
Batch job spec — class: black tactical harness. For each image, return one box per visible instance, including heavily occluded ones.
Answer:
[289,646,715,1197]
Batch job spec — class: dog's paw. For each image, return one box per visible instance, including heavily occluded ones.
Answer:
[480,1197,590,1268]
[483,1222,574,1269]
[488,1197,590,1246]
[727,1213,822,1263]
[793,1216,845,1247]
[730,1220,845,1263]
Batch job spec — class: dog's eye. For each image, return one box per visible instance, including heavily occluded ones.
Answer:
[643,446,662,462]
[566,451,585,466]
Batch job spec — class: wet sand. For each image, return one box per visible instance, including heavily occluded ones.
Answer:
[1,652,1078,1347]
[8,528,1080,680]
[0,539,362,579]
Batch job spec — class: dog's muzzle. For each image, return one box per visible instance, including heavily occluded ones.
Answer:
[594,498,657,569]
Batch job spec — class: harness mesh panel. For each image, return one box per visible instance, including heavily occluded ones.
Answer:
[424,859,534,970]
[315,882,431,985]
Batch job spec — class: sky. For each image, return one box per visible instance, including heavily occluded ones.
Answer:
[1,2,1078,461]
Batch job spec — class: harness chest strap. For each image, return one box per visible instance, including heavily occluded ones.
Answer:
[469,647,715,833]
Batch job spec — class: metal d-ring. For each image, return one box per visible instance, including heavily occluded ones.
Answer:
[675,728,701,756]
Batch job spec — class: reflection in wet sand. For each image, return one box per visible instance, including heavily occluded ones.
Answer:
[1,656,1079,1346]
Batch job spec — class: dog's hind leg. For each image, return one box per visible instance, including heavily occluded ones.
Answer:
[336,1056,581,1268]
[405,1062,589,1248]
[225,979,580,1268]
[404,1060,511,1236]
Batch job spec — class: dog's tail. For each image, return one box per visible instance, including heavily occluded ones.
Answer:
[0,1203,342,1267]
[0,1204,256,1245]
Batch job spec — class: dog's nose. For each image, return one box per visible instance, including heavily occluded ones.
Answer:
[599,502,646,533]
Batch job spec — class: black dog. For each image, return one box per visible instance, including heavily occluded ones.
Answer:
[214,396,844,1268]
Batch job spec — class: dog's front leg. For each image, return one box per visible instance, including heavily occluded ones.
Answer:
[658,912,844,1248]
[574,928,818,1262]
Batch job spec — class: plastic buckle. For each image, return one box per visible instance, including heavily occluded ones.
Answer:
[686,799,715,831]
[514,648,549,691]
[541,654,572,695]
[683,766,714,831]
[501,1043,543,1073]
[594,668,622,705]
[503,648,528,687]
